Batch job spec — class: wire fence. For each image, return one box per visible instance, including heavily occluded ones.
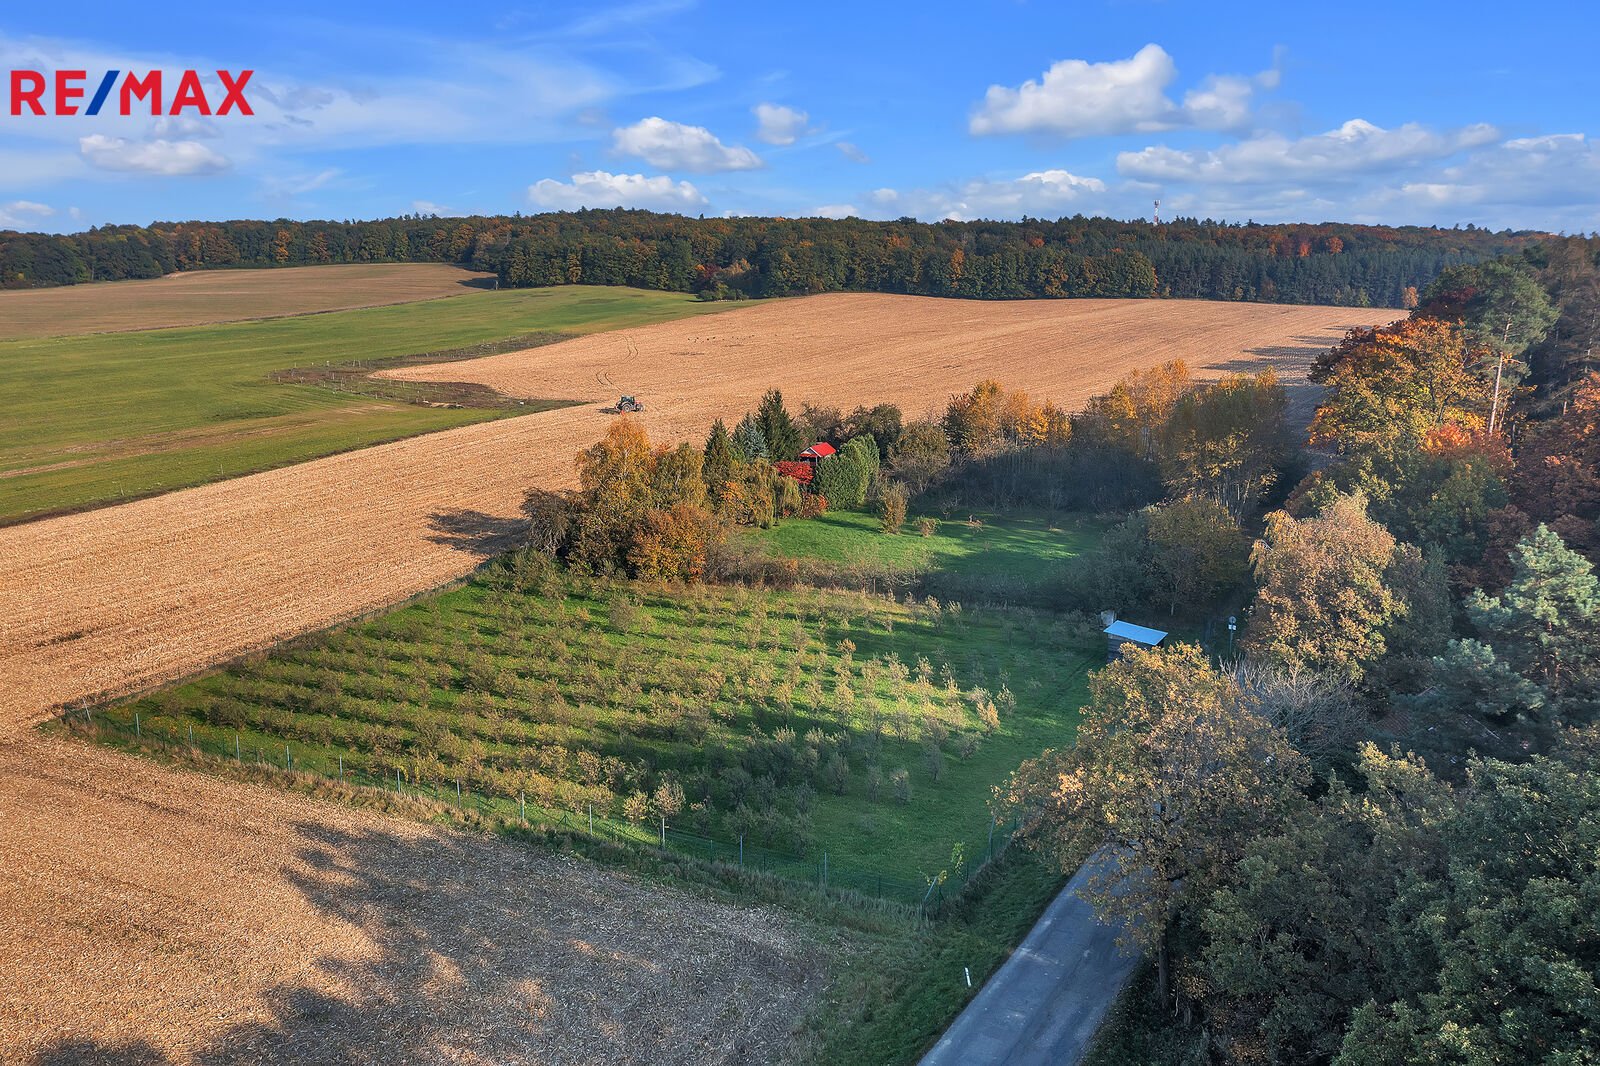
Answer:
[59,704,1016,913]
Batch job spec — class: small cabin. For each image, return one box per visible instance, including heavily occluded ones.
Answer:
[1104,620,1168,663]
[799,442,837,464]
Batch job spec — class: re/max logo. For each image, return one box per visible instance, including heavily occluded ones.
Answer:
[8,70,254,116]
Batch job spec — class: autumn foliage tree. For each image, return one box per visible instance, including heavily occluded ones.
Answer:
[1243,493,1406,684]
[997,644,1308,1003]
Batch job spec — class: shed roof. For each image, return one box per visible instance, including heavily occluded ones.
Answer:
[1104,620,1168,645]
[800,442,837,459]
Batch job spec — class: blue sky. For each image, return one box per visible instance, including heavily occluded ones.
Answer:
[2,1,1597,233]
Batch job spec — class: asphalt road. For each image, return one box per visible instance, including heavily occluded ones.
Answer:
[918,856,1141,1066]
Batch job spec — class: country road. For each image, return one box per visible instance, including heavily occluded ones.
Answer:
[919,856,1140,1066]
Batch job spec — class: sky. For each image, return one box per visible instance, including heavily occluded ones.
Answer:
[1,1,1597,234]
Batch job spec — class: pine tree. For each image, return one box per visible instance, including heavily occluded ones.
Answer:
[703,419,735,505]
[731,413,768,461]
[756,388,802,462]
[1467,524,1600,712]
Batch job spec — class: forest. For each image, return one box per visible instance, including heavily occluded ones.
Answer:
[0,209,1555,308]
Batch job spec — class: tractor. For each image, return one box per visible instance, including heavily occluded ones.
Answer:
[616,395,644,412]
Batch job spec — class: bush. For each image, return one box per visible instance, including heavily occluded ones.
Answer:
[890,767,912,805]
[877,482,909,534]
[915,516,937,537]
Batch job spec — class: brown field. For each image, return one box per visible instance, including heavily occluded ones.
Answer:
[0,293,1387,732]
[0,293,1388,1063]
[0,736,821,1065]
[0,263,495,340]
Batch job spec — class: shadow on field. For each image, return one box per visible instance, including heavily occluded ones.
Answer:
[26,817,817,1066]
[424,508,529,554]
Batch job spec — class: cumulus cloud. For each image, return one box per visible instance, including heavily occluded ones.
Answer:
[811,204,858,219]
[1118,119,1502,184]
[527,170,707,211]
[411,200,455,216]
[970,43,1272,138]
[78,135,229,175]
[613,117,763,172]
[875,169,1107,221]
[836,141,871,163]
[753,103,811,145]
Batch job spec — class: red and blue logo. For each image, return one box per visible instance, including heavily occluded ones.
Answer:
[8,70,254,116]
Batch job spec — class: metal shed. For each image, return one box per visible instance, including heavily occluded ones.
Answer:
[1104,620,1168,662]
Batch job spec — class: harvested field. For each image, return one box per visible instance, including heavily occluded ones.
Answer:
[0,294,1388,730]
[0,263,495,340]
[0,735,822,1065]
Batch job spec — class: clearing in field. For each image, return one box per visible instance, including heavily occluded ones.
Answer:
[0,283,746,524]
[0,262,496,339]
[0,294,1385,727]
[0,736,823,1066]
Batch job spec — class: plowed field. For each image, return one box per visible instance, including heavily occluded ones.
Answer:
[0,294,1388,732]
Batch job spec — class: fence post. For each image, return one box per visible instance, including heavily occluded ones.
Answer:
[135,711,140,739]
[339,755,343,777]
[588,803,594,836]
[660,816,666,849]
[235,733,240,761]
[456,779,462,809]
[188,723,194,747]
[285,744,290,771]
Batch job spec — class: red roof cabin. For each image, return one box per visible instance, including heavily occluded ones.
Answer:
[799,443,836,464]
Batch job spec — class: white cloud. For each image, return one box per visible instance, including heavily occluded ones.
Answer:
[528,170,707,211]
[0,200,55,229]
[411,200,456,216]
[970,43,1272,138]
[753,103,810,145]
[811,204,858,219]
[836,141,871,163]
[1117,119,1503,183]
[877,169,1108,221]
[613,117,763,172]
[78,135,230,176]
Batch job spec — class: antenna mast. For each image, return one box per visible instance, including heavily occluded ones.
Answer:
[1153,199,1160,225]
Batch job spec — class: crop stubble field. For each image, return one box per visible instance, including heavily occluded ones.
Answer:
[0,736,821,1065]
[0,293,1384,733]
[0,290,1384,1064]
[0,262,497,339]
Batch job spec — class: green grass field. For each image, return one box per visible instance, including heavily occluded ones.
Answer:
[747,508,1104,584]
[0,285,740,524]
[95,529,1100,885]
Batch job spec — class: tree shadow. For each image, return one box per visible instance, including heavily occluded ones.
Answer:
[424,508,529,554]
[26,817,820,1065]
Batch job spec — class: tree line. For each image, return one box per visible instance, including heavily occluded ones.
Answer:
[998,232,1600,1066]
[0,209,1555,308]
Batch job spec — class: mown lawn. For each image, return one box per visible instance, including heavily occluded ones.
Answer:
[0,285,742,523]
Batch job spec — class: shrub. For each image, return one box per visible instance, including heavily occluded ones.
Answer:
[915,515,937,537]
[923,739,944,783]
[890,767,912,805]
[878,482,909,533]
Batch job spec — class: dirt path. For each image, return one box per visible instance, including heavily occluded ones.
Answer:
[0,294,1387,732]
[0,735,822,1065]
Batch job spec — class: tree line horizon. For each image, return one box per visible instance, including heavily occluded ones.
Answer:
[0,208,1565,309]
